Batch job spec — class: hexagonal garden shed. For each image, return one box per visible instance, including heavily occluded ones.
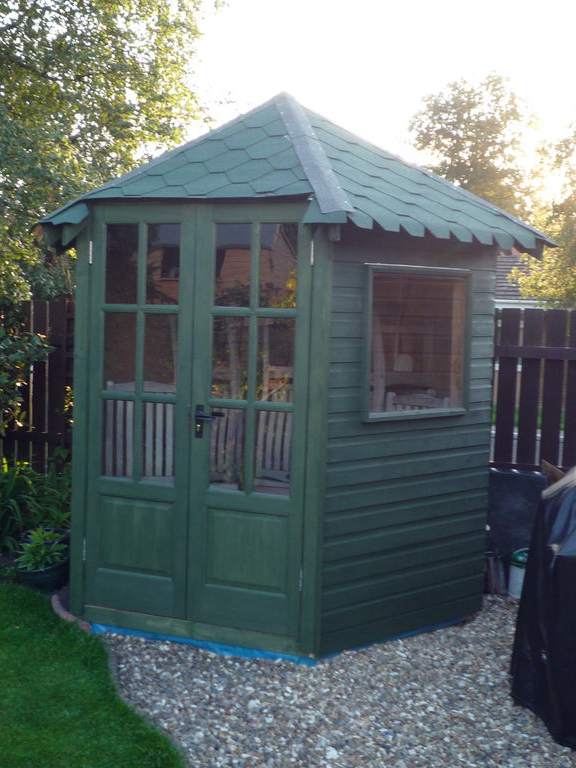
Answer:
[40,93,551,657]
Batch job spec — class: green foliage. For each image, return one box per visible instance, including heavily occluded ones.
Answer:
[15,527,68,572]
[409,73,534,217]
[0,583,185,767]
[0,460,71,555]
[511,148,576,307]
[0,0,206,304]
[0,324,51,434]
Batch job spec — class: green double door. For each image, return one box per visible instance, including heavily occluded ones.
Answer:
[83,202,310,650]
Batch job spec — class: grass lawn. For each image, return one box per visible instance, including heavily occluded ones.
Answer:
[0,584,184,768]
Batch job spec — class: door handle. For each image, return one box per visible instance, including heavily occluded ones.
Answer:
[194,405,224,438]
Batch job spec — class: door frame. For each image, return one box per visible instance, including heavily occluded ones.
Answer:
[70,199,325,656]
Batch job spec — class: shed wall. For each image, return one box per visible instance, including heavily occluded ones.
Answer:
[320,228,496,654]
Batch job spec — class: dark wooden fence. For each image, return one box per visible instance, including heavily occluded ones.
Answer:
[1,299,74,470]
[491,307,576,470]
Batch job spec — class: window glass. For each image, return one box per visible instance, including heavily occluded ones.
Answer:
[143,314,177,393]
[214,223,251,306]
[105,224,138,304]
[211,317,249,399]
[259,224,297,307]
[102,400,134,477]
[103,313,136,391]
[209,409,245,490]
[146,224,180,305]
[370,271,466,414]
[254,410,292,495]
[256,318,294,402]
[142,402,175,481]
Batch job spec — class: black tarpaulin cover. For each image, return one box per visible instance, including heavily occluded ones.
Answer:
[511,474,576,749]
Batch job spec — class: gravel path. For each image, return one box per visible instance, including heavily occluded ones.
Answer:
[104,597,576,767]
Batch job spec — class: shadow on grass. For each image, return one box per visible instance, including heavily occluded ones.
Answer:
[0,584,184,768]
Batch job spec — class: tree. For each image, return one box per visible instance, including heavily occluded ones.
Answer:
[409,73,534,217]
[510,160,576,307]
[0,0,207,304]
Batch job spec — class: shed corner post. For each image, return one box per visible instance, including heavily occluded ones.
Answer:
[299,225,333,657]
[69,224,92,617]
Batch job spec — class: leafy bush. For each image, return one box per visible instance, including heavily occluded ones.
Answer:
[0,458,71,555]
[0,324,51,436]
[15,527,68,572]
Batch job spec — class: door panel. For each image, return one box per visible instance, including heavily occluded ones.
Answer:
[187,205,310,641]
[85,204,193,619]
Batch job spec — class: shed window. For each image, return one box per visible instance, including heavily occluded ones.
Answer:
[367,266,468,418]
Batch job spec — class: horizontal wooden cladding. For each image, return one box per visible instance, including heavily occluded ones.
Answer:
[323,531,484,587]
[320,593,481,655]
[327,447,489,489]
[328,426,490,464]
[323,552,483,612]
[324,490,487,539]
[326,468,488,514]
[322,572,483,634]
[324,509,485,564]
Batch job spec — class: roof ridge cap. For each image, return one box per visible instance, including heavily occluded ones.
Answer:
[275,93,353,215]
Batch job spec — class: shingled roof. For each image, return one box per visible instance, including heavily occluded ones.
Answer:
[42,93,553,254]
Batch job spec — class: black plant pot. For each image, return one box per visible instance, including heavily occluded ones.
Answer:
[17,560,69,594]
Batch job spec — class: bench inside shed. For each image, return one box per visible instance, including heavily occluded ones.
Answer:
[39,93,551,658]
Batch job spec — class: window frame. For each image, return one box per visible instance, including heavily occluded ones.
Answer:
[362,262,472,422]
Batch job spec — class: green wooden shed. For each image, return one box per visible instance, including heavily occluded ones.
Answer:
[40,93,551,658]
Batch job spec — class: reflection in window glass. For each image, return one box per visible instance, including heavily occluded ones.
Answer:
[210,409,245,490]
[259,224,297,307]
[211,317,249,399]
[214,223,251,306]
[370,272,467,414]
[102,399,134,477]
[146,223,180,305]
[143,314,177,393]
[106,224,138,304]
[103,313,136,391]
[256,318,294,402]
[254,410,291,495]
[143,402,175,481]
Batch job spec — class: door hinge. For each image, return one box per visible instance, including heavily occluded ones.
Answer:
[88,240,93,265]
[310,240,314,266]
[82,538,87,561]
[298,565,303,592]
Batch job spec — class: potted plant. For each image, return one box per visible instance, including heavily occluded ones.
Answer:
[15,527,69,593]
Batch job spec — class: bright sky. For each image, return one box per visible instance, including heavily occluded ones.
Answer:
[192,0,576,182]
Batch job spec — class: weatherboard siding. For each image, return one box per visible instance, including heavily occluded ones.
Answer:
[320,229,496,654]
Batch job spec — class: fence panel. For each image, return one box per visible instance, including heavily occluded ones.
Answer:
[491,307,576,470]
[1,299,74,470]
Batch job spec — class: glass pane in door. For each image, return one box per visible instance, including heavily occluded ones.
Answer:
[105,224,138,304]
[209,409,246,490]
[254,410,292,495]
[146,224,180,305]
[211,317,249,399]
[143,314,178,393]
[214,223,251,306]
[256,318,295,402]
[103,313,136,391]
[259,223,297,307]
